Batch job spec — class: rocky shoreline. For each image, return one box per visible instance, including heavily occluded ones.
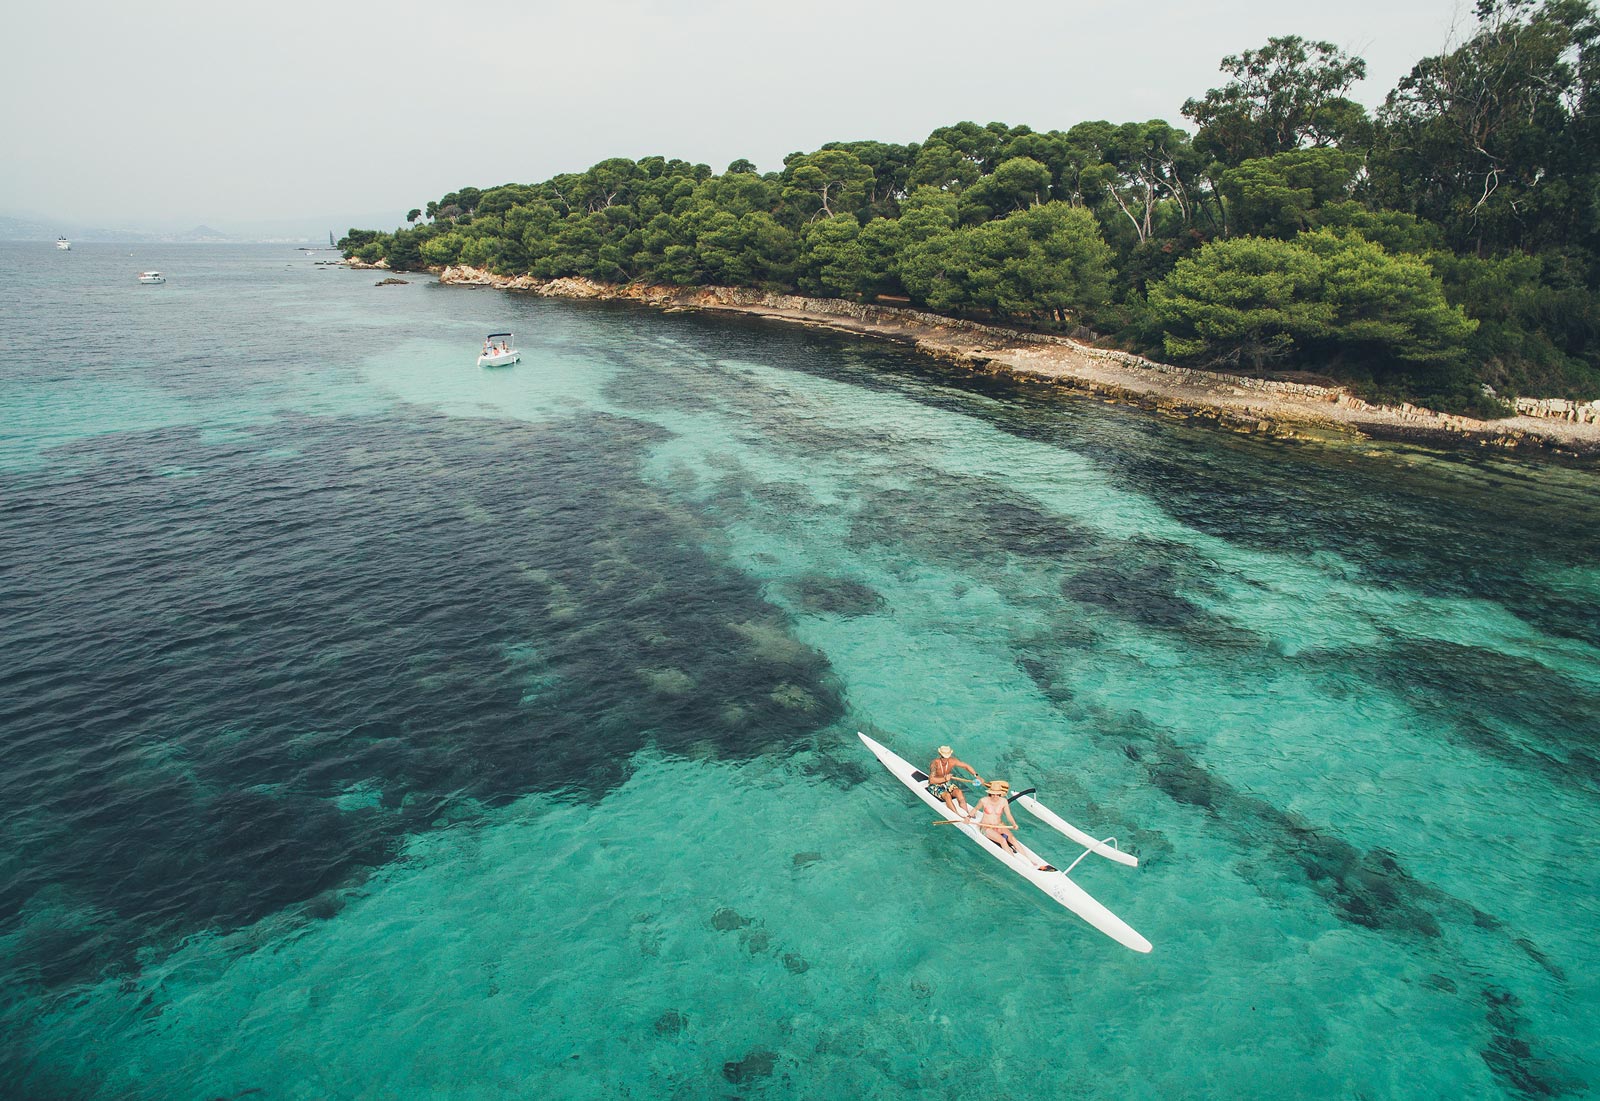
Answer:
[427,264,1600,461]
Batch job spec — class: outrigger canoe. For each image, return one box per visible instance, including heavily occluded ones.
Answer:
[858,732,1151,953]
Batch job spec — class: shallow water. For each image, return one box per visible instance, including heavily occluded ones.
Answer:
[1,243,1596,1100]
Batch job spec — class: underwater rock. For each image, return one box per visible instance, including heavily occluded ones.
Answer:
[784,573,885,617]
[770,683,818,711]
[782,953,809,974]
[640,667,696,696]
[711,907,749,931]
[723,1049,778,1084]
[730,619,818,667]
[745,929,771,953]
[654,1010,687,1036]
[791,851,822,868]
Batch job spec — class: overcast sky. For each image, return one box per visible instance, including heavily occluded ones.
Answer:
[3,0,1475,235]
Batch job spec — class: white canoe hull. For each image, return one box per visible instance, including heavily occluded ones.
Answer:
[858,732,1151,953]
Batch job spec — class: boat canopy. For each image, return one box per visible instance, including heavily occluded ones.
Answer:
[486,332,513,339]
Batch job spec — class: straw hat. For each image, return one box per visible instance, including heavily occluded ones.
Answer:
[986,780,1010,796]
[937,746,953,758]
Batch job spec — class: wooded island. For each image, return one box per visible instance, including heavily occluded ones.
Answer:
[344,1,1599,417]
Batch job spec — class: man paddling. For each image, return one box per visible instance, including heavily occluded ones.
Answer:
[927,745,982,819]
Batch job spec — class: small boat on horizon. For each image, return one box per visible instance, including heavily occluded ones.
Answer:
[477,332,520,367]
[56,236,70,250]
[138,271,165,284]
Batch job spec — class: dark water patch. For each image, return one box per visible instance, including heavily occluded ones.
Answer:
[723,1048,778,1084]
[1482,988,1586,1098]
[780,573,885,618]
[1061,560,1208,630]
[1017,654,1075,708]
[1339,637,1600,791]
[1140,728,1463,939]
[1064,710,1587,1091]
[849,475,1265,657]
[0,406,842,1003]
[1071,708,1495,945]
[656,316,1600,657]
[741,478,821,518]
[851,477,1100,567]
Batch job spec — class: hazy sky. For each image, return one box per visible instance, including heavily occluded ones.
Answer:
[3,0,1475,235]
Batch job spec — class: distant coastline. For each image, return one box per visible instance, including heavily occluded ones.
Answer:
[419,263,1600,461]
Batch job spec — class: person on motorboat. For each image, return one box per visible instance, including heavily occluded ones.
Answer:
[927,745,982,818]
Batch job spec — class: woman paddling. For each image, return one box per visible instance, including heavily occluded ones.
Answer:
[975,780,1025,856]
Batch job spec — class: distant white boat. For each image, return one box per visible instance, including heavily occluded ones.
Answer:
[477,332,520,367]
[138,271,165,284]
[56,237,70,250]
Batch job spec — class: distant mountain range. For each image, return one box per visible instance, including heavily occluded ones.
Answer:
[1,216,250,243]
[0,211,409,244]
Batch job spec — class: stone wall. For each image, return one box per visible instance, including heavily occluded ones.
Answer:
[1515,397,1600,424]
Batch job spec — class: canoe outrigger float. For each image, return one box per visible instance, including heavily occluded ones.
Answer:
[858,732,1151,953]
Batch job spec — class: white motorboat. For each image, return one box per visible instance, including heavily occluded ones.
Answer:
[57,237,71,250]
[477,332,520,367]
[138,271,165,284]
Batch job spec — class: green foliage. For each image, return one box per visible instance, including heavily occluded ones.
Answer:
[1298,230,1477,365]
[907,139,981,193]
[1219,149,1363,238]
[798,216,868,297]
[902,202,1113,322]
[780,149,875,221]
[1148,236,1332,366]
[387,233,424,272]
[337,228,379,256]
[1182,36,1370,165]
[1148,231,1475,374]
[1370,0,1600,255]
[1432,249,1600,397]
[958,157,1053,225]
[343,15,1600,413]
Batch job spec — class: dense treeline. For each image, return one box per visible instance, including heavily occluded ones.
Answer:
[345,0,1600,414]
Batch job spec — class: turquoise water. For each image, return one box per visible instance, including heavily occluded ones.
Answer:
[1,243,1596,1100]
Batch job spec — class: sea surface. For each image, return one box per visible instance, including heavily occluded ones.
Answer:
[1,242,1597,1101]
